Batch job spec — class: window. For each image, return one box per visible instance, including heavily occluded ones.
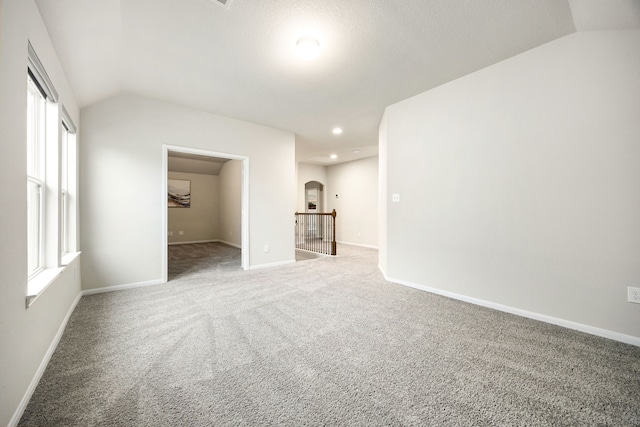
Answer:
[26,42,80,304]
[61,122,69,256]
[26,75,46,278]
[60,110,77,259]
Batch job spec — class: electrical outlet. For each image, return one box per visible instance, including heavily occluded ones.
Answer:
[178,231,184,235]
[264,245,269,253]
[628,287,640,304]
[168,231,173,236]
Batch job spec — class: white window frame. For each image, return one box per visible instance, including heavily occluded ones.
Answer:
[26,42,69,305]
[27,76,47,279]
[60,122,69,257]
[60,109,77,261]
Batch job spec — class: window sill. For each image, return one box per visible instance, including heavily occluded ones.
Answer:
[61,251,81,266]
[27,252,80,307]
[27,267,64,307]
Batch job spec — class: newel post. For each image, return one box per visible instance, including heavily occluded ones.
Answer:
[331,209,337,255]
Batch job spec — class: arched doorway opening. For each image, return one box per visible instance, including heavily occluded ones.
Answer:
[304,180,324,213]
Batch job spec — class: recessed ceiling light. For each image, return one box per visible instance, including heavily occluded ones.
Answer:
[330,154,338,160]
[352,149,361,154]
[296,37,320,60]
[332,127,343,135]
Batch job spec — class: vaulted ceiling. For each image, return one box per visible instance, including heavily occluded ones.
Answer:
[35,0,640,164]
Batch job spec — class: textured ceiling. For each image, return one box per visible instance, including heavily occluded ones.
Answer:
[34,0,639,165]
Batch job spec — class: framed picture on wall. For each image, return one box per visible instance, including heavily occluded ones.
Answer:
[307,188,317,211]
[168,179,191,208]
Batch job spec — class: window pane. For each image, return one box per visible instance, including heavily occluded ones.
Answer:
[61,191,67,255]
[27,75,46,276]
[27,84,37,177]
[27,180,41,275]
[61,127,68,191]
[27,78,46,180]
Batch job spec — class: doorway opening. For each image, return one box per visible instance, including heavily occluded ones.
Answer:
[305,181,324,213]
[161,145,249,283]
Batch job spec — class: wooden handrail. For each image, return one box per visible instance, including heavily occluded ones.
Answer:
[294,209,336,217]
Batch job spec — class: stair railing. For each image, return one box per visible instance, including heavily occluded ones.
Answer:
[294,209,337,255]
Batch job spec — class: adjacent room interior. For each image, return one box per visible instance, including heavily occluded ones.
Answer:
[167,150,244,276]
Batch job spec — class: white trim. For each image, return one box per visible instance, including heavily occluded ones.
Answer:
[337,241,378,250]
[27,42,58,102]
[26,267,64,307]
[61,251,81,267]
[249,260,296,270]
[60,105,76,133]
[9,292,82,427]
[168,239,219,246]
[161,148,169,284]
[240,158,250,270]
[82,279,164,296]
[384,274,640,348]
[167,239,242,249]
[295,249,330,262]
[295,248,331,257]
[217,240,242,249]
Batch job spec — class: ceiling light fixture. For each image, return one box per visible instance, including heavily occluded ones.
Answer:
[332,127,343,135]
[296,37,320,60]
[330,154,338,160]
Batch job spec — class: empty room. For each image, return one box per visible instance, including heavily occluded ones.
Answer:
[1,0,639,425]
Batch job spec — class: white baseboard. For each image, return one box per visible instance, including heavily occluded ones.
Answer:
[9,292,83,427]
[337,241,378,250]
[167,239,241,249]
[82,279,165,296]
[249,260,296,270]
[384,274,640,347]
[217,240,242,249]
[295,248,331,257]
[168,239,218,246]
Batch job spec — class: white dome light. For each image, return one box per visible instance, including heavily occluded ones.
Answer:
[296,37,320,60]
[330,154,338,160]
[332,127,343,135]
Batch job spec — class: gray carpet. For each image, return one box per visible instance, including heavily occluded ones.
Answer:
[168,242,242,279]
[19,243,640,426]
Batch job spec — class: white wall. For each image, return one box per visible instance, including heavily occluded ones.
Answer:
[168,171,219,244]
[80,94,295,289]
[326,157,379,248]
[381,30,640,341]
[0,1,82,425]
[218,160,242,247]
